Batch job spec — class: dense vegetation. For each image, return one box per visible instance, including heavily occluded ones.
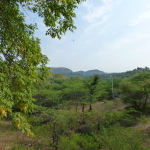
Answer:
[50,66,150,79]
[9,71,150,149]
[0,0,84,134]
[1,0,150,149]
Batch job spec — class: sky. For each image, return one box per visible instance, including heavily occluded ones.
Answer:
[25,0,150,73]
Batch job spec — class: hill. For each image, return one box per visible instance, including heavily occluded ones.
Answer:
[50,67,73,74]
[50,67,150,79]
[50,67,105,77]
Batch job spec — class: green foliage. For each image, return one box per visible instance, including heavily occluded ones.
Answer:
[137,115,150,124]
[50,67,150,79]
[84,75,101,110]
[97,79,115,100]
[119,72,150,110]
[58,133,100,150]
[85,75,100,95]
[0,0,50,134]
[34,75,116,112]
[21,0,85,39]
[30,109,83,149]
[95,125,147,150]
[1,2,150,146]
[35,89,62,108]
[31,108,148,150]
[12,141,34,150]
[26,101,150,150]
[34,78,89,109]
[62,78,89,111]
[102,99,108,103]
[105,67,150,80]
[101,108,138,127]
[0,0,84,134]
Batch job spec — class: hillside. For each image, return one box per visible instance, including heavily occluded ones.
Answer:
[51,67,106,77]
[50,67,73,74]
[50,67,150,79]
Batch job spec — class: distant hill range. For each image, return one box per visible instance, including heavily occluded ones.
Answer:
[50,67,105,78]
[50,67,150,80]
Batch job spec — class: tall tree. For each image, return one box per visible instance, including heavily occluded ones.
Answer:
[62,78,88,111]
[119,72,150,110]
[84,75,100,110]
[0,0,84,135]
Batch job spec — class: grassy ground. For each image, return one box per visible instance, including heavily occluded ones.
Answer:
[0,121,34,150]
[0,99,150,149]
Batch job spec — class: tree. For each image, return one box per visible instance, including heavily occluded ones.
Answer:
[0,0,84,134]
[84,75,100,110]
[95,80,109,101]
[119,72,150,110]
[62,78,88,111]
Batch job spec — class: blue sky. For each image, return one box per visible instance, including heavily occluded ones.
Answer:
[25,0,150,73]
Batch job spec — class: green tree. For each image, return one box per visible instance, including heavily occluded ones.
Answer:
[84,75,100,110]
[62,78,88,111]
[34,87,62,108]
[0,0,84,134]
[119,72,150,110]
[95,80,109,101]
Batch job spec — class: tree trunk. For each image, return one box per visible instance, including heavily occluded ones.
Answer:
[76,102,78,112]
[52,123,58,150]
[82,104,85,114]
[97,120,101,131]
[89,104,92,111]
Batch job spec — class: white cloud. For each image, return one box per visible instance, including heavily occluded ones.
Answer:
[82,0,112,23]
[130,10,150,26]
[82,0,121,23]
[84,14,111,33]
[100,32,150,53]
[120,33,150,44]
[81,0,122,35]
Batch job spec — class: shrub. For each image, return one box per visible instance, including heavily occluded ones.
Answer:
[95,125,147,150]
[119,73,150,110]
[58,133,100,150]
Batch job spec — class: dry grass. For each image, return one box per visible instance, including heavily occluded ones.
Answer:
[70,99,129,113]
[134,120,150,130]
[0,120,38,150]
[133,120,150,148]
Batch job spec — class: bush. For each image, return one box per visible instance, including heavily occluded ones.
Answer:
[95,125,147,150]
[137,115,150,124]
[58,133,100,150]
[119,73,150,110]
